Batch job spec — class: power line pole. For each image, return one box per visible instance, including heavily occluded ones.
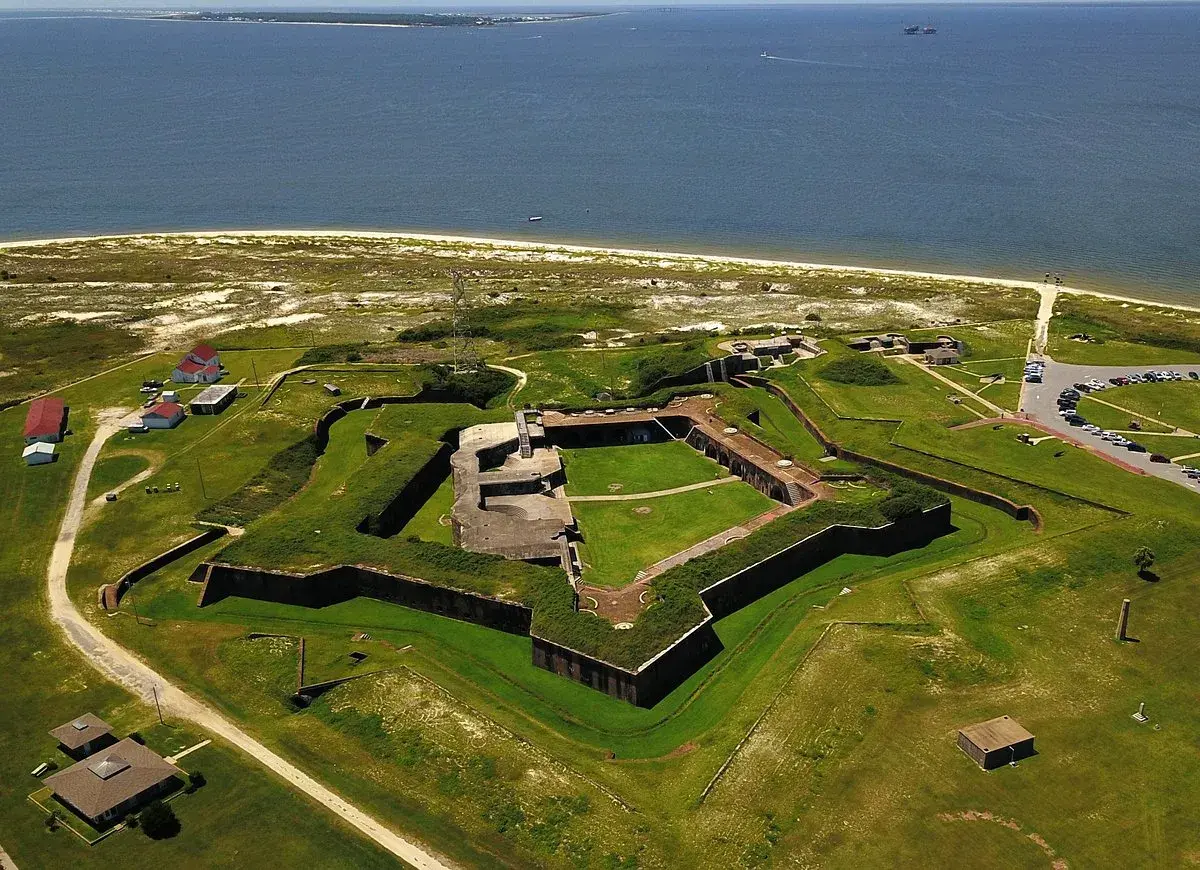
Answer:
[152,684,164,725]
[449,270,479,374]
[250,358,260,389]
[196,458,207,499]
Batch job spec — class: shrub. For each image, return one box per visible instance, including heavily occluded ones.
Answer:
[418,365,515,409]
[296,343,369,365]
[879,493,925,521]
[819,355,900,386]
[139,800,180,840]
[627,341,709,395]
[186,770,206,793]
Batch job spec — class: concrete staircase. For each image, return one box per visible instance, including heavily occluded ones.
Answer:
[784,481,807,506]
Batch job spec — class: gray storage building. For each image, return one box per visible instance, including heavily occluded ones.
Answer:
[189,384,237,415]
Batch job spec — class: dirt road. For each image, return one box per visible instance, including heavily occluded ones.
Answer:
[47,409,452,870]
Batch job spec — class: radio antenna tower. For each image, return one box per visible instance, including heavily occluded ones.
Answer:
[449,270,479,373]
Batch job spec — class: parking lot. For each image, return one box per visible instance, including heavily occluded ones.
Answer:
[1021,358,1200,493]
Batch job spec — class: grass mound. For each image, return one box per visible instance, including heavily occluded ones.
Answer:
[820,355,901,386]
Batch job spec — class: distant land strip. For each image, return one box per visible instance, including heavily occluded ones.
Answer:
[144,11,608,28]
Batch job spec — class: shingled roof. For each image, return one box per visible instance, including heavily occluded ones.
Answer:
[48,713,112,751]
[45,738,181,820]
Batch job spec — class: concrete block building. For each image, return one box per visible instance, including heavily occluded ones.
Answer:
[190,384,237,415]
[957,715,1035,769]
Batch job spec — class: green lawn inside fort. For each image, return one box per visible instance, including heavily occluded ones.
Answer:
[3,234,1200,870]
[561,440,730,496]
[571,483,777,587]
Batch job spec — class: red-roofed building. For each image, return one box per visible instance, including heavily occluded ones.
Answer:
[172,343,222,384]
[23,397,67,445]
[189,343,218,365]
[140,402,185,429]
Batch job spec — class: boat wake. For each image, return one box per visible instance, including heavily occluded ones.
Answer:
[761,53,867,70]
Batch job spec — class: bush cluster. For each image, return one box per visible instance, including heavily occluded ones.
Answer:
[296,343,367,365]
[819,355,901,386]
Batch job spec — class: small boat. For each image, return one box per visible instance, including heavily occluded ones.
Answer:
[528,216,543,222]
[922,25,937,34]
[761,50,769,57]
[903,24,919,35]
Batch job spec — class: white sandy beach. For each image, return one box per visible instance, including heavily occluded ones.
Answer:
[2,229,1198,315]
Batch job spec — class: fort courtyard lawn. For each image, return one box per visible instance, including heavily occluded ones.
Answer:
[571,483,778,588]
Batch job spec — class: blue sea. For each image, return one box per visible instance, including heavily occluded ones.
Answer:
[2,5,1199,301]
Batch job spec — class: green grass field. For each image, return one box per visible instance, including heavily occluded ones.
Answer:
[9,236,1200,869]
[561,440,728,496]
[0,350,400,870]
[795,343,993,426]
[573,483,777,587]
[1086,381,1200,433]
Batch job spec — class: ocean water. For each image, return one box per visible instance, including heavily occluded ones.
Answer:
[2,5,1199,301]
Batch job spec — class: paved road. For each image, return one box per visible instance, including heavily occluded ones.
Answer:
[48,410,452,870]
[1020,360,1200,493]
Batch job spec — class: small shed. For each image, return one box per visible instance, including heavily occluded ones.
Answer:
[957,715,1035,769]
[141,402,185,429]
[324,383,341,396]
[22,442,56,465]
[49,713,116,760]
[925,347,960,366]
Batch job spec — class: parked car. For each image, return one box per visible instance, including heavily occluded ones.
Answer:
[1150,453,1171,463]
[1067,416,1086,426]
[1126,442,1147,452]
[1189,371,1199,380]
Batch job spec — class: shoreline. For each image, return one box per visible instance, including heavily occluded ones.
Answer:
[3,228,1198,315]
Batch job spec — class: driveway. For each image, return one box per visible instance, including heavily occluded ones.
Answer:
[48,410,453,869]
[1020,359,1200,493]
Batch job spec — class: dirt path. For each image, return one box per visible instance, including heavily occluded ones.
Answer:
[1034,285,1057,355]
[47,409,453,870]
[0,842,18,870]
[486,363,527,408]
[567,475,741,502]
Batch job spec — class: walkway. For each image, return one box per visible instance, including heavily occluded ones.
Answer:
[895,355,1009,416]
[567,475,741,502]
[1034,286,1057,354]
[47,410,454,870]
[165,738,211,765]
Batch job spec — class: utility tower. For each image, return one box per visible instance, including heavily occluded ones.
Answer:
[449,270,479,373]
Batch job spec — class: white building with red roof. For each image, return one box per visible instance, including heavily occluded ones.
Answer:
[23,396,67,445]
[140,402,185,429]
[171,343,223,384]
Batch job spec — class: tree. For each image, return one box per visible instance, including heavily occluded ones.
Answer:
[1133,546,1156,577]
[44,809,62,832]
[186,769,206,793]
[139,799,180,839]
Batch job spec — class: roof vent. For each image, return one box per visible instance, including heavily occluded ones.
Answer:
[88,755,130,780]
